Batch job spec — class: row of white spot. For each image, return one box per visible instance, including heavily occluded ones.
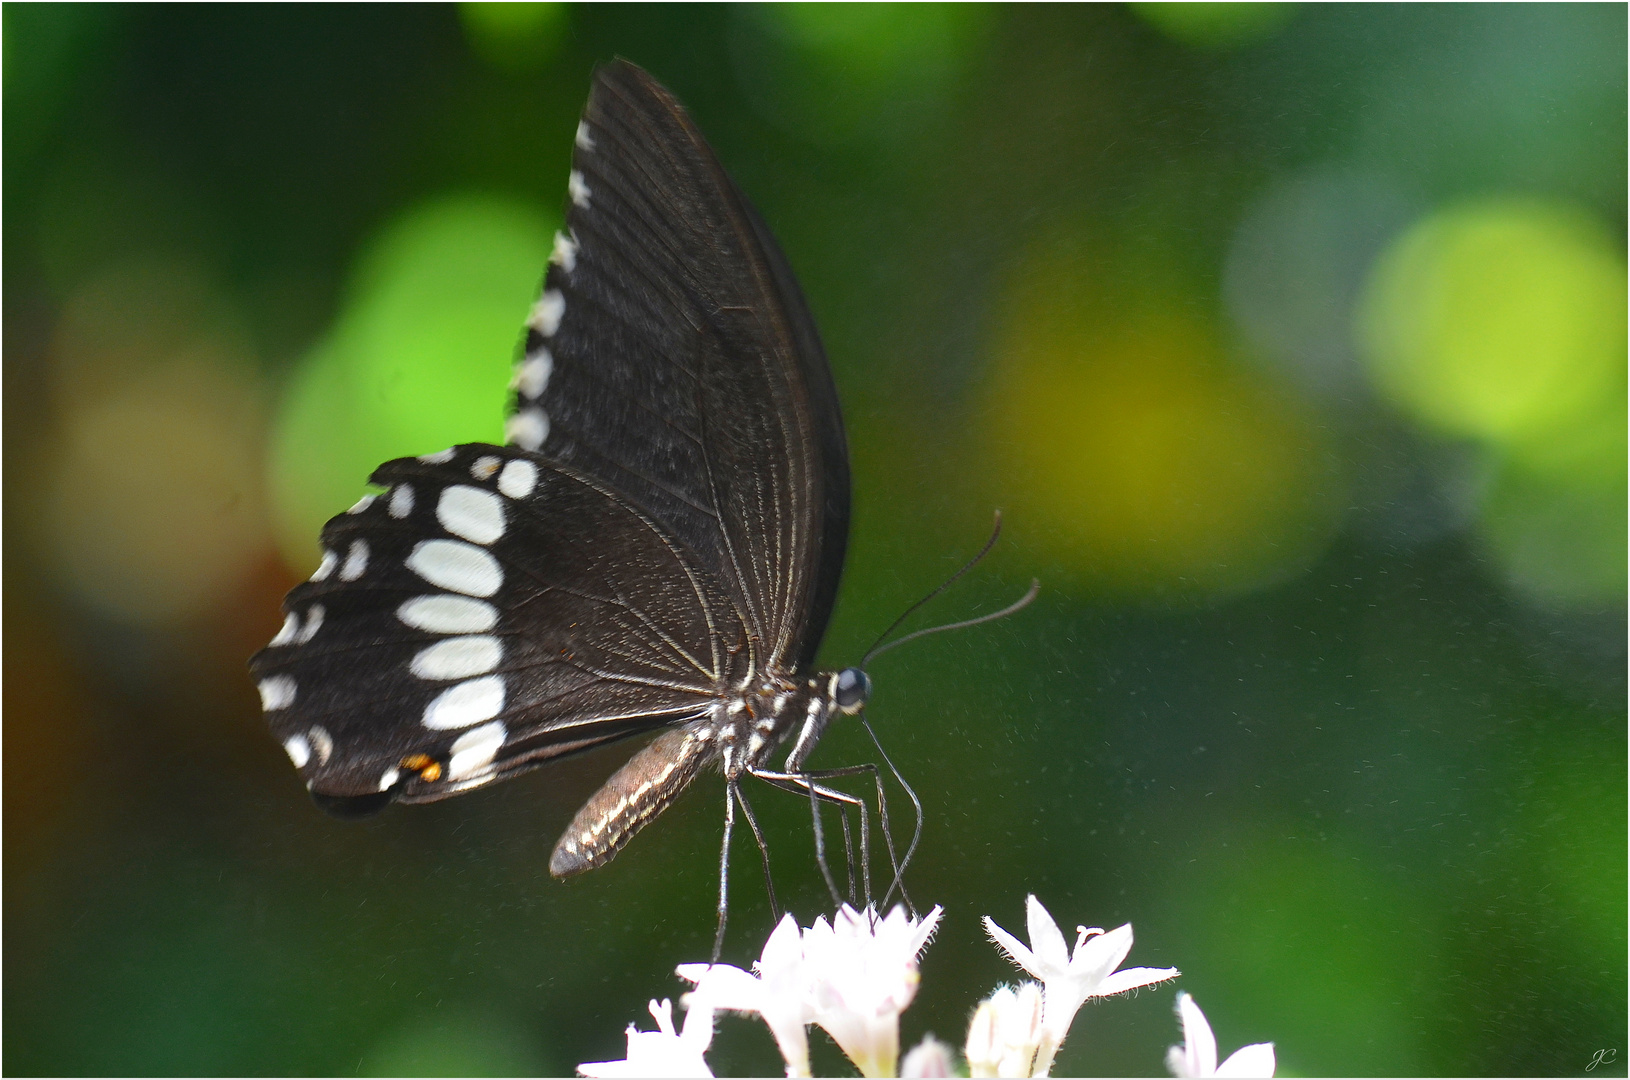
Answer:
[281,719,502,789]
[383,454,542,749]
[506,287,563,452]
[505,135,585,456]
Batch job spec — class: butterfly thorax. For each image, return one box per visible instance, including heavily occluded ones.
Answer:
[711,671,837,777]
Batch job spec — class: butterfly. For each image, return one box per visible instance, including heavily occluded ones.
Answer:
[249,61,888,914]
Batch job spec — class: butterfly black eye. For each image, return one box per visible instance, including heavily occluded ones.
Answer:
[835,667,871,713]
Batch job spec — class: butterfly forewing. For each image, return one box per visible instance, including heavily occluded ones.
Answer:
[508,61,850,672]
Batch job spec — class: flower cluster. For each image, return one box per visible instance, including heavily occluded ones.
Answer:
[577,897,1276,1078]
[674,903,940,1078]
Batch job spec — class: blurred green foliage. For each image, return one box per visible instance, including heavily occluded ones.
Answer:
[270,194,555,570]
[4,4,1623,1078]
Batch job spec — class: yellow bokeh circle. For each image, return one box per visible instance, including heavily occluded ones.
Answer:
[987,261,1336,596]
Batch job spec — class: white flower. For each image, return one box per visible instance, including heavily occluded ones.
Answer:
[578,997,715,1078]
[1166,992,1276,1078]
[900,1033,958,1078]
[984,895,1179,1076]
[678,914,815,1077]
[803,904,944,1078]
[679,904,941,1079]
[965,982,1046,1078]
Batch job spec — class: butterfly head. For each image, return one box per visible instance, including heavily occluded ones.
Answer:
[834,666,872,714]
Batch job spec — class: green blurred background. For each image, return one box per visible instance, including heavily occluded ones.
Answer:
[5,4,1624,1076]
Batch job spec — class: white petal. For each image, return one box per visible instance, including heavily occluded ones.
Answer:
[1215,1043,1276,1078]
[1072,922,1136,985]
[900,1035,955,1079]
[676,964,762,1012]
[1098,965,1181,997]
[1026,894,1072,974]
[1171,992,1217,1077]
[983,914,1041,976]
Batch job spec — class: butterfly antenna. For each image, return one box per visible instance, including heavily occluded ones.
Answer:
[862,512,1029,669]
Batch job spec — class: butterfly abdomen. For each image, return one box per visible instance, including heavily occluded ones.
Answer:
[548,677,834,876]
[549,726,715,877]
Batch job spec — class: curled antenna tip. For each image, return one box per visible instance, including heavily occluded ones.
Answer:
[864,576,1040,667]
[861,512,1012,668]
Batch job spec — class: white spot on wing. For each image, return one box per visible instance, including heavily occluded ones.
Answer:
[437,485,506,544]
[390,484,415,518]
[419,448,456,464]
[498,459,538,499]
[398,595,498,634]
[308,725,334,765]
[528,290,565,336]
[406,539,503,597]
[348,494,375,514]
[411,635,503,680]
[259,675,297,711]
[296,603,325,643]
[422,676,506,730]
[511,349,552,400]
[311,550,337,581]
[575,121,594,150]
[448,719,507,778]
[505,408,548,451]
[470,455,501,481]
[340,538,370,580]
[283,734,311,768]
[550,230,578,274]
[269,612,299,646]
[378,767,401,792]
[568,169,591,208]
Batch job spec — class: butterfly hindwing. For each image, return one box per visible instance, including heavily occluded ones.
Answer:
[250,444,744,808]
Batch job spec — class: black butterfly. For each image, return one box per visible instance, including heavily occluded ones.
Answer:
[250,61,890,913]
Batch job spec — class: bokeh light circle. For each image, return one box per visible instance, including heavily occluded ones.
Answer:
[44,358,269,625]
[1357,197,1626,445]
[986,247,1339,597]
[268,193,554,572]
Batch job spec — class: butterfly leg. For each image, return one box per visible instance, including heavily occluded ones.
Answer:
[768,761,919,918]
[731,778,780,921]
[753,770,871,911]
[713,773,736,964]
[755,773,849,906]
[859,712,925,914]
